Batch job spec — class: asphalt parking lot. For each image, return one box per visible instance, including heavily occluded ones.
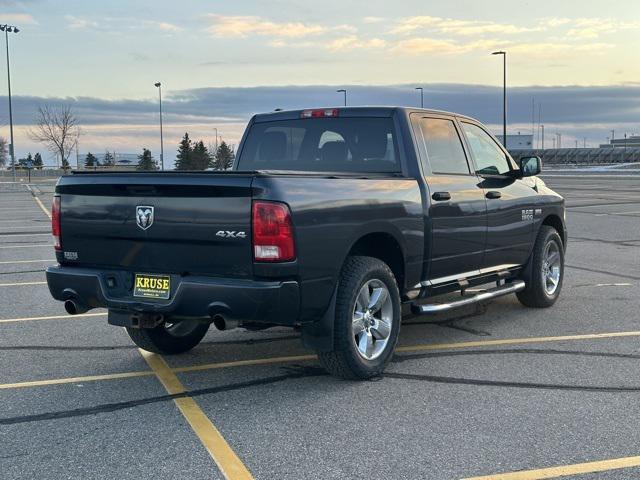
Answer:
[1,174,640,480]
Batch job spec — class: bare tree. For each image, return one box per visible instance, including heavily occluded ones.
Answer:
[28,105,80,169]
[0,137,7,168]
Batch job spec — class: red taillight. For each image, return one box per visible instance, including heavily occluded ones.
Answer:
[252,201,295,262]
[52,196,61,251]
[301,109,339,118]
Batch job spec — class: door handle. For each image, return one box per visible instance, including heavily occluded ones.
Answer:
[431,191,451,201]
[485,190,502,199]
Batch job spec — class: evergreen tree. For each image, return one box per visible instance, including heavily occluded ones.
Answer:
[215,141,235,170]
[85,152,97,168]
[18,153,34,168]
[136,148,158,171]
[33,152,43,169]
[103,150,115,167]
[192,140,211,170]
[175,132,194,170]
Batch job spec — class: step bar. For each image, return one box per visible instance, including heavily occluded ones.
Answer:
[411,280,526,315]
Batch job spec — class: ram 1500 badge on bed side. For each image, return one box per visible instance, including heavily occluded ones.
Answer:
[46,107,566,379]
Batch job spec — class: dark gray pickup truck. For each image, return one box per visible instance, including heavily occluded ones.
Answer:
[46,107,566,379]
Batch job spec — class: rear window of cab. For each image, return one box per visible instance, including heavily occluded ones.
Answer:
[236,117,399,173]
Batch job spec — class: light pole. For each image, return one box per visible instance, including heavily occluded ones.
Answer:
[154,82,164,170]
[1,24,19,181]
[541,124,545,150]
[213,127,218,151]
[491,51,507,147]
[336,89,347,106]
[415,87,424,108]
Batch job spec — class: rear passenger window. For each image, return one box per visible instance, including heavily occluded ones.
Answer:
[418,118,470,175]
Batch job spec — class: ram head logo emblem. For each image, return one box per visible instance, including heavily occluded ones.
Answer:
[136,206,154,230]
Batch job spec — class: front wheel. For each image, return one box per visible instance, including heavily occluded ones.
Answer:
[517,225,564,308]
[126,318,210,354]
[318,256,401,380]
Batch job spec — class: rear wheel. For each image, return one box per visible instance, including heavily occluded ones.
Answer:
[318,256,401,380]
[517,225,564,308]
[126,318,210,354]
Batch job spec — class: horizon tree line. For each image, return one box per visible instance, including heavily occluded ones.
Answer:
[2,102,237,171]
[82,133,235,171]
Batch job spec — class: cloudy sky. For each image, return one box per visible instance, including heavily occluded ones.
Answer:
[1,0,639,164]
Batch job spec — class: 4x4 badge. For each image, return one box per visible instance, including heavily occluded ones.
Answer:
[136,206,154,230]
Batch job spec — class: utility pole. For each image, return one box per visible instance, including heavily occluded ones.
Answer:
[531,97,535,139]
[336,89,347,106]
[1,24,19,181]
[541,124,545,150]
[75,138,80,169]
[537,103,542,150]
[415,87,424,108]
[154,82,165,170]
[491,51,507,146]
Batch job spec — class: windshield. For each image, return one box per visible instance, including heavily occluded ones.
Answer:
[236,117,400,173]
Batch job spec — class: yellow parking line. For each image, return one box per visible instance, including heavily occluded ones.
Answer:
[33,195,52,219]
[140,350,254,480]
[173,354,317,373]
[0,312,106,323]
[463,455,640,479]
[0,281,47,287]
[0,370,154,390]
[396,331,640,352]
[0,259,53,264]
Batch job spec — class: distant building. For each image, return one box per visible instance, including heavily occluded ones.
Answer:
[78,153,139,166]
[496,134,533,150]
[599,136,640,148]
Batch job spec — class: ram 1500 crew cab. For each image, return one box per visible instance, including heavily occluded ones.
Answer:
[46,107,566,379]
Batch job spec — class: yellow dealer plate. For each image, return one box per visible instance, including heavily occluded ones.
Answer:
[133,274,171,300]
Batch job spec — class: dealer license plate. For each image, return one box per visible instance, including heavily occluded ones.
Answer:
[133,274,171,299]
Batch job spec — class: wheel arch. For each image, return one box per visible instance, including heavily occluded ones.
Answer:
[541,213,566,248]
[346,231,405,292]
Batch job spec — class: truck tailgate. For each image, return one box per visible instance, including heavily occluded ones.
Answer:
[57,173,254,278]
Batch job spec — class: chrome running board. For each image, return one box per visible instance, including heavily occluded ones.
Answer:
[411,280,526,315]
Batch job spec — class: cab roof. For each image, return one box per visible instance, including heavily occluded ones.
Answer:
[252,106,479,123]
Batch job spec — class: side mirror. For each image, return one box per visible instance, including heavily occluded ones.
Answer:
[518,156,542,177]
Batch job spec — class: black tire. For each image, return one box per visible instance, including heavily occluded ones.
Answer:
[318,256,401,380]
[126,318,210,354]
[517,225,564,308]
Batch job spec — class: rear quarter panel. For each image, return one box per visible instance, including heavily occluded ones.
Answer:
[254,176,423,322]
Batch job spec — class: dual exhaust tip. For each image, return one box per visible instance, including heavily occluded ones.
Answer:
[64,299,239,331]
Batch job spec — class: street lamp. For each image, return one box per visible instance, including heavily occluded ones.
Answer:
[336,89,347,106]
[1,24,19,181]
[491,51,507,147]
[415,87,424,108]
[154,82,164,170]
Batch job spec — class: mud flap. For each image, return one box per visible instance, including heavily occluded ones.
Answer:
[300,286,337,353]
